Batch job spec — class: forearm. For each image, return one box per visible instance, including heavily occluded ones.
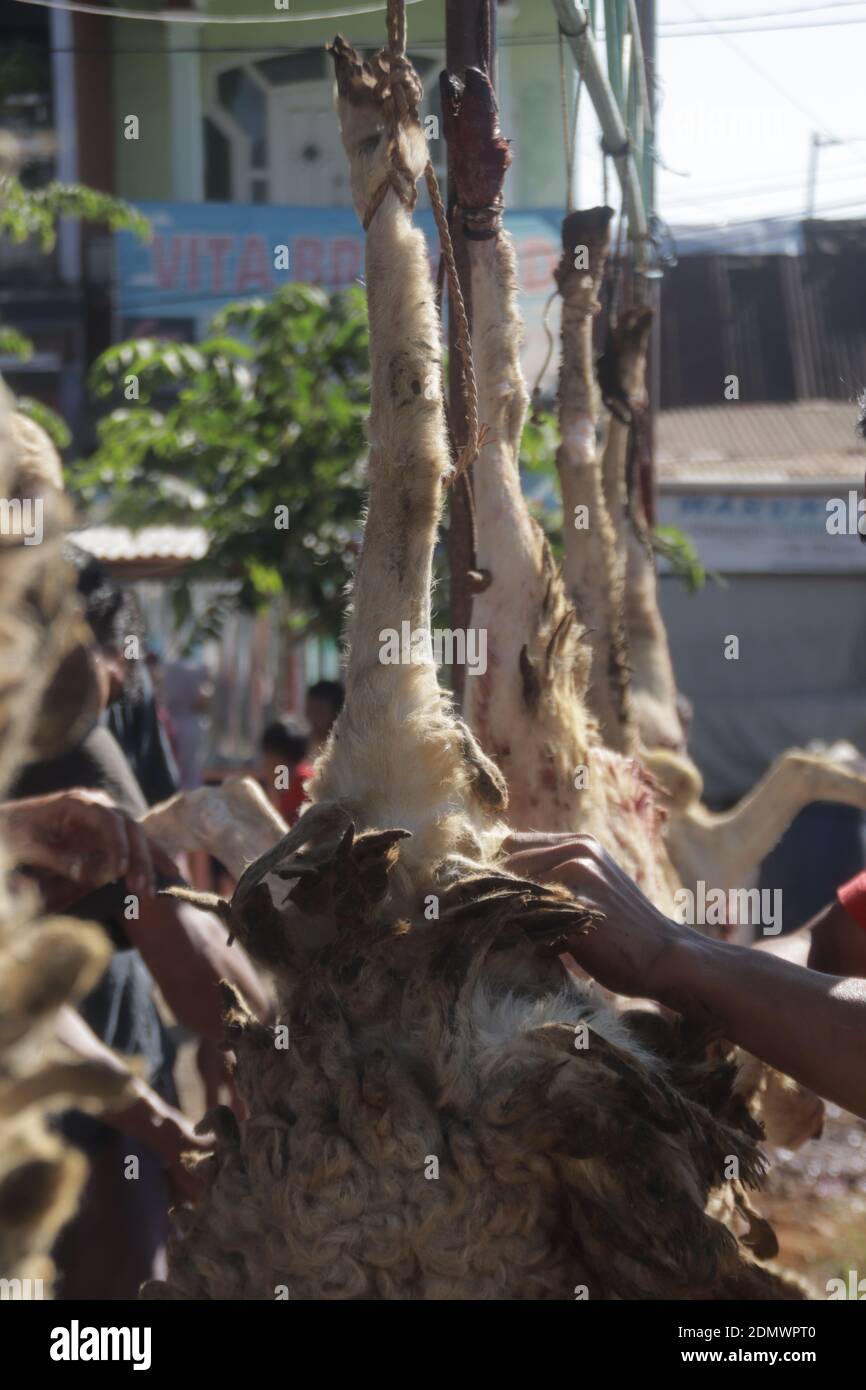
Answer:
[124,896,272,1039]
[506,836,866,1119]
[56,1006,189,1159]
[671,932,866,1118]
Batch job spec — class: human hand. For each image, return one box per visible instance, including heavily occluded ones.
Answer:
[503,833,690,1007]
[102,1081,212,1205]
[156,1111,212,1205]
[1,789,157,901]
[196,1037,243,1116]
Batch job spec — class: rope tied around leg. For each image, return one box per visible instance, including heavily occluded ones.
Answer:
[339,0,484,482]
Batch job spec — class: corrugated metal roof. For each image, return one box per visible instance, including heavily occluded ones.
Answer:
[71,525,209,563]
[659,240,866,409]
[657,400,865,488]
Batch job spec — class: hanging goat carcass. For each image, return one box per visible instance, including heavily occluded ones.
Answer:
[449,73,676,915]
[144,33,800,1302]
[595,328,866,917]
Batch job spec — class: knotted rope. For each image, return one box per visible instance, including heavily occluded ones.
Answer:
[363,0,483,481]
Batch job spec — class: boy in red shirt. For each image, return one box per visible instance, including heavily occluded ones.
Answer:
[259,720,314,826]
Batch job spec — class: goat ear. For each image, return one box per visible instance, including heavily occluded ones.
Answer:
[161,885,236,939]
[457,719,508,812]
[161,884,227,913]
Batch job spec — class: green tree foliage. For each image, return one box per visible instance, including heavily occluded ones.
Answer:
[0,173,149,253]
[652,523,707,593]
[0,170,148,441]
[71,285,370,640]
[519,407,564,552]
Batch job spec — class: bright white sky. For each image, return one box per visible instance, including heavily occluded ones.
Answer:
[572,0,866,226]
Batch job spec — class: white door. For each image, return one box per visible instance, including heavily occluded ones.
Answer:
[269,85,350,207]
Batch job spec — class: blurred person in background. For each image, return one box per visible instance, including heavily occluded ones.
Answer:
[259,719,313,826]
[70,549,180,807]
[9,561,270,1299]
[163,650,213,791]
[145,648,180,776]
[304,678,345,758]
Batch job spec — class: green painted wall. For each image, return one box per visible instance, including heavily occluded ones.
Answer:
[111,0,569,209]
[112,18,173,199]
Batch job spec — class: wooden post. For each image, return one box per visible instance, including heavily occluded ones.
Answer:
[445,0,494,709]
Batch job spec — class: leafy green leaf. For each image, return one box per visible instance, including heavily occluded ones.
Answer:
[70,283,372,643]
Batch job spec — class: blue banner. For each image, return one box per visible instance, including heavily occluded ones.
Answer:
[116,201,567,388]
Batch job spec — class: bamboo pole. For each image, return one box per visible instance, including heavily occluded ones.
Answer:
[552,0,648,251]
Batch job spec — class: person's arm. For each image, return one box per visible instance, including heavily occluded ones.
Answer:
[121,893,272,1040]
[753,896,866,978]
[505,835,866,1120]
[807,896,866,978]
[1,790,270,1037]
[56,1006,209,1202]
[0,789,155,901]
[668,933,866,1119]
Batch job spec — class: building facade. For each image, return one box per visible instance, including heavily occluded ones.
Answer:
[2,0,574,443]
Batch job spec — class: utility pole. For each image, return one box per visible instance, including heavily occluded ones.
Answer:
[805,131,840,220]
[445,0,494,709]
[805,131,819,220]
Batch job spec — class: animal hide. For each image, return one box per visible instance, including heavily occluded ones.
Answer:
[144,40,800,1303]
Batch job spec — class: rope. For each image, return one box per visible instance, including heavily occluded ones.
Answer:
[425,163,485,479]
[387,0,406,54]
[359,0,482,481]
[529,289,558,422]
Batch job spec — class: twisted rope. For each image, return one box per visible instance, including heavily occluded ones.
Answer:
[425,162,486,479]
[362,0,482,480]
[386,0,405,54]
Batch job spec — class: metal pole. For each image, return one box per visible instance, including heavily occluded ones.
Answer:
[553,0,648,251]
[637,0,659,526]
[805,130,820,220]
[445,0,493,709]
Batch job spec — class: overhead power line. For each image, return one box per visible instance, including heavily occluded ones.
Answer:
[15,0,866,36]
[661,15,866,36]
[673,194,866,228]
[659,0,866,26]
[671,0,866,200]
[678,0,848,130]
[13,0,423,23]
[662,170,866,210]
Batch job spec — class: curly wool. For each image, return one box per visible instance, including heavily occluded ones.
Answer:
[144,848,799,1301]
